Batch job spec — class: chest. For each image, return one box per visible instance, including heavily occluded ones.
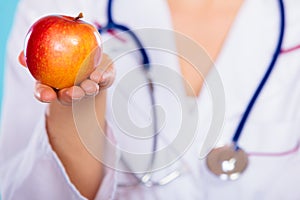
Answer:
[167,0,244,96]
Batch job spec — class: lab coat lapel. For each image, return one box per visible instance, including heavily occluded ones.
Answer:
[206,0,283,147]
[105,0,185,174]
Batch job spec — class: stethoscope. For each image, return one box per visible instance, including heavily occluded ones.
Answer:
[97,0,286,186]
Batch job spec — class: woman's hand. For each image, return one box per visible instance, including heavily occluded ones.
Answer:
[19,50,114,199]
[18,51,115,105]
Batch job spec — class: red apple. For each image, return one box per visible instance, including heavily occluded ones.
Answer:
[24,13,102,89]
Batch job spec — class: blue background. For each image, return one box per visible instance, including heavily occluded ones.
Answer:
[0,0,20,114]
[0,1,19,198]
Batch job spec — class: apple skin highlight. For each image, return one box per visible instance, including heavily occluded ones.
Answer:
[24,13,102,89]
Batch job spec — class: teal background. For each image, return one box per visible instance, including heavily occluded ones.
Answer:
[0,1,20,198]
[0,0,20,115]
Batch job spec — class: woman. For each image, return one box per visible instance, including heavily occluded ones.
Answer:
[1,0,300,199]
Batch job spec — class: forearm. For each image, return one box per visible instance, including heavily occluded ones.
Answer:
[46,91,107,200]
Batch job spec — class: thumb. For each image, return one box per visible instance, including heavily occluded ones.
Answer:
[18,51,27,67]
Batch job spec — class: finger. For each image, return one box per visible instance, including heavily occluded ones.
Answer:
[90,53,113,83]
[34,83,57,103]
[89,68,104,83]
[99,66,115,89]
[80,79,100,96]
[18,51,27,67]
[57,86,85,105]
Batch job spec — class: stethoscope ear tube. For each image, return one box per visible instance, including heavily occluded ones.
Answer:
[231,0,285,148]
[206,0,286,181]
[98,0,158,186]
[98,0,150,69]
[99,0,286,185]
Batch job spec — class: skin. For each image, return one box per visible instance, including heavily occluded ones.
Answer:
[19,51,114,199]
[19,0,243,199]
[168,0,244,96]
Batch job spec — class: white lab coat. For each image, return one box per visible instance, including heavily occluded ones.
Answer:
[1,0,300,199]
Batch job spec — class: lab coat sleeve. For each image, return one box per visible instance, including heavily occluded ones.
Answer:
[0,0,117,199]
[0,115,117,200]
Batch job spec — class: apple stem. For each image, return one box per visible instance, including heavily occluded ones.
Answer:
[75,12,83,21]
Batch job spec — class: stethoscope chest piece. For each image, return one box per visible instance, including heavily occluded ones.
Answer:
[206,145,248,181]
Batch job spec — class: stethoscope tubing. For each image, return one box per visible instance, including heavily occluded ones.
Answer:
[98,0,150,68]
[98,0,158,183]
[98,0,286,186]
[232,0,285,149]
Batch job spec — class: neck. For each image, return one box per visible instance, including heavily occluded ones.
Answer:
[167,0,244,9]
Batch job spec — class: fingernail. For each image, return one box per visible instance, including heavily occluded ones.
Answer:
[65,90,79,100]
[88,85,100,96]
[34,90,41,100]
[34,88,48,103]
[72,93,83,100]
[101,72,110,82]
[90,71,102,82]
